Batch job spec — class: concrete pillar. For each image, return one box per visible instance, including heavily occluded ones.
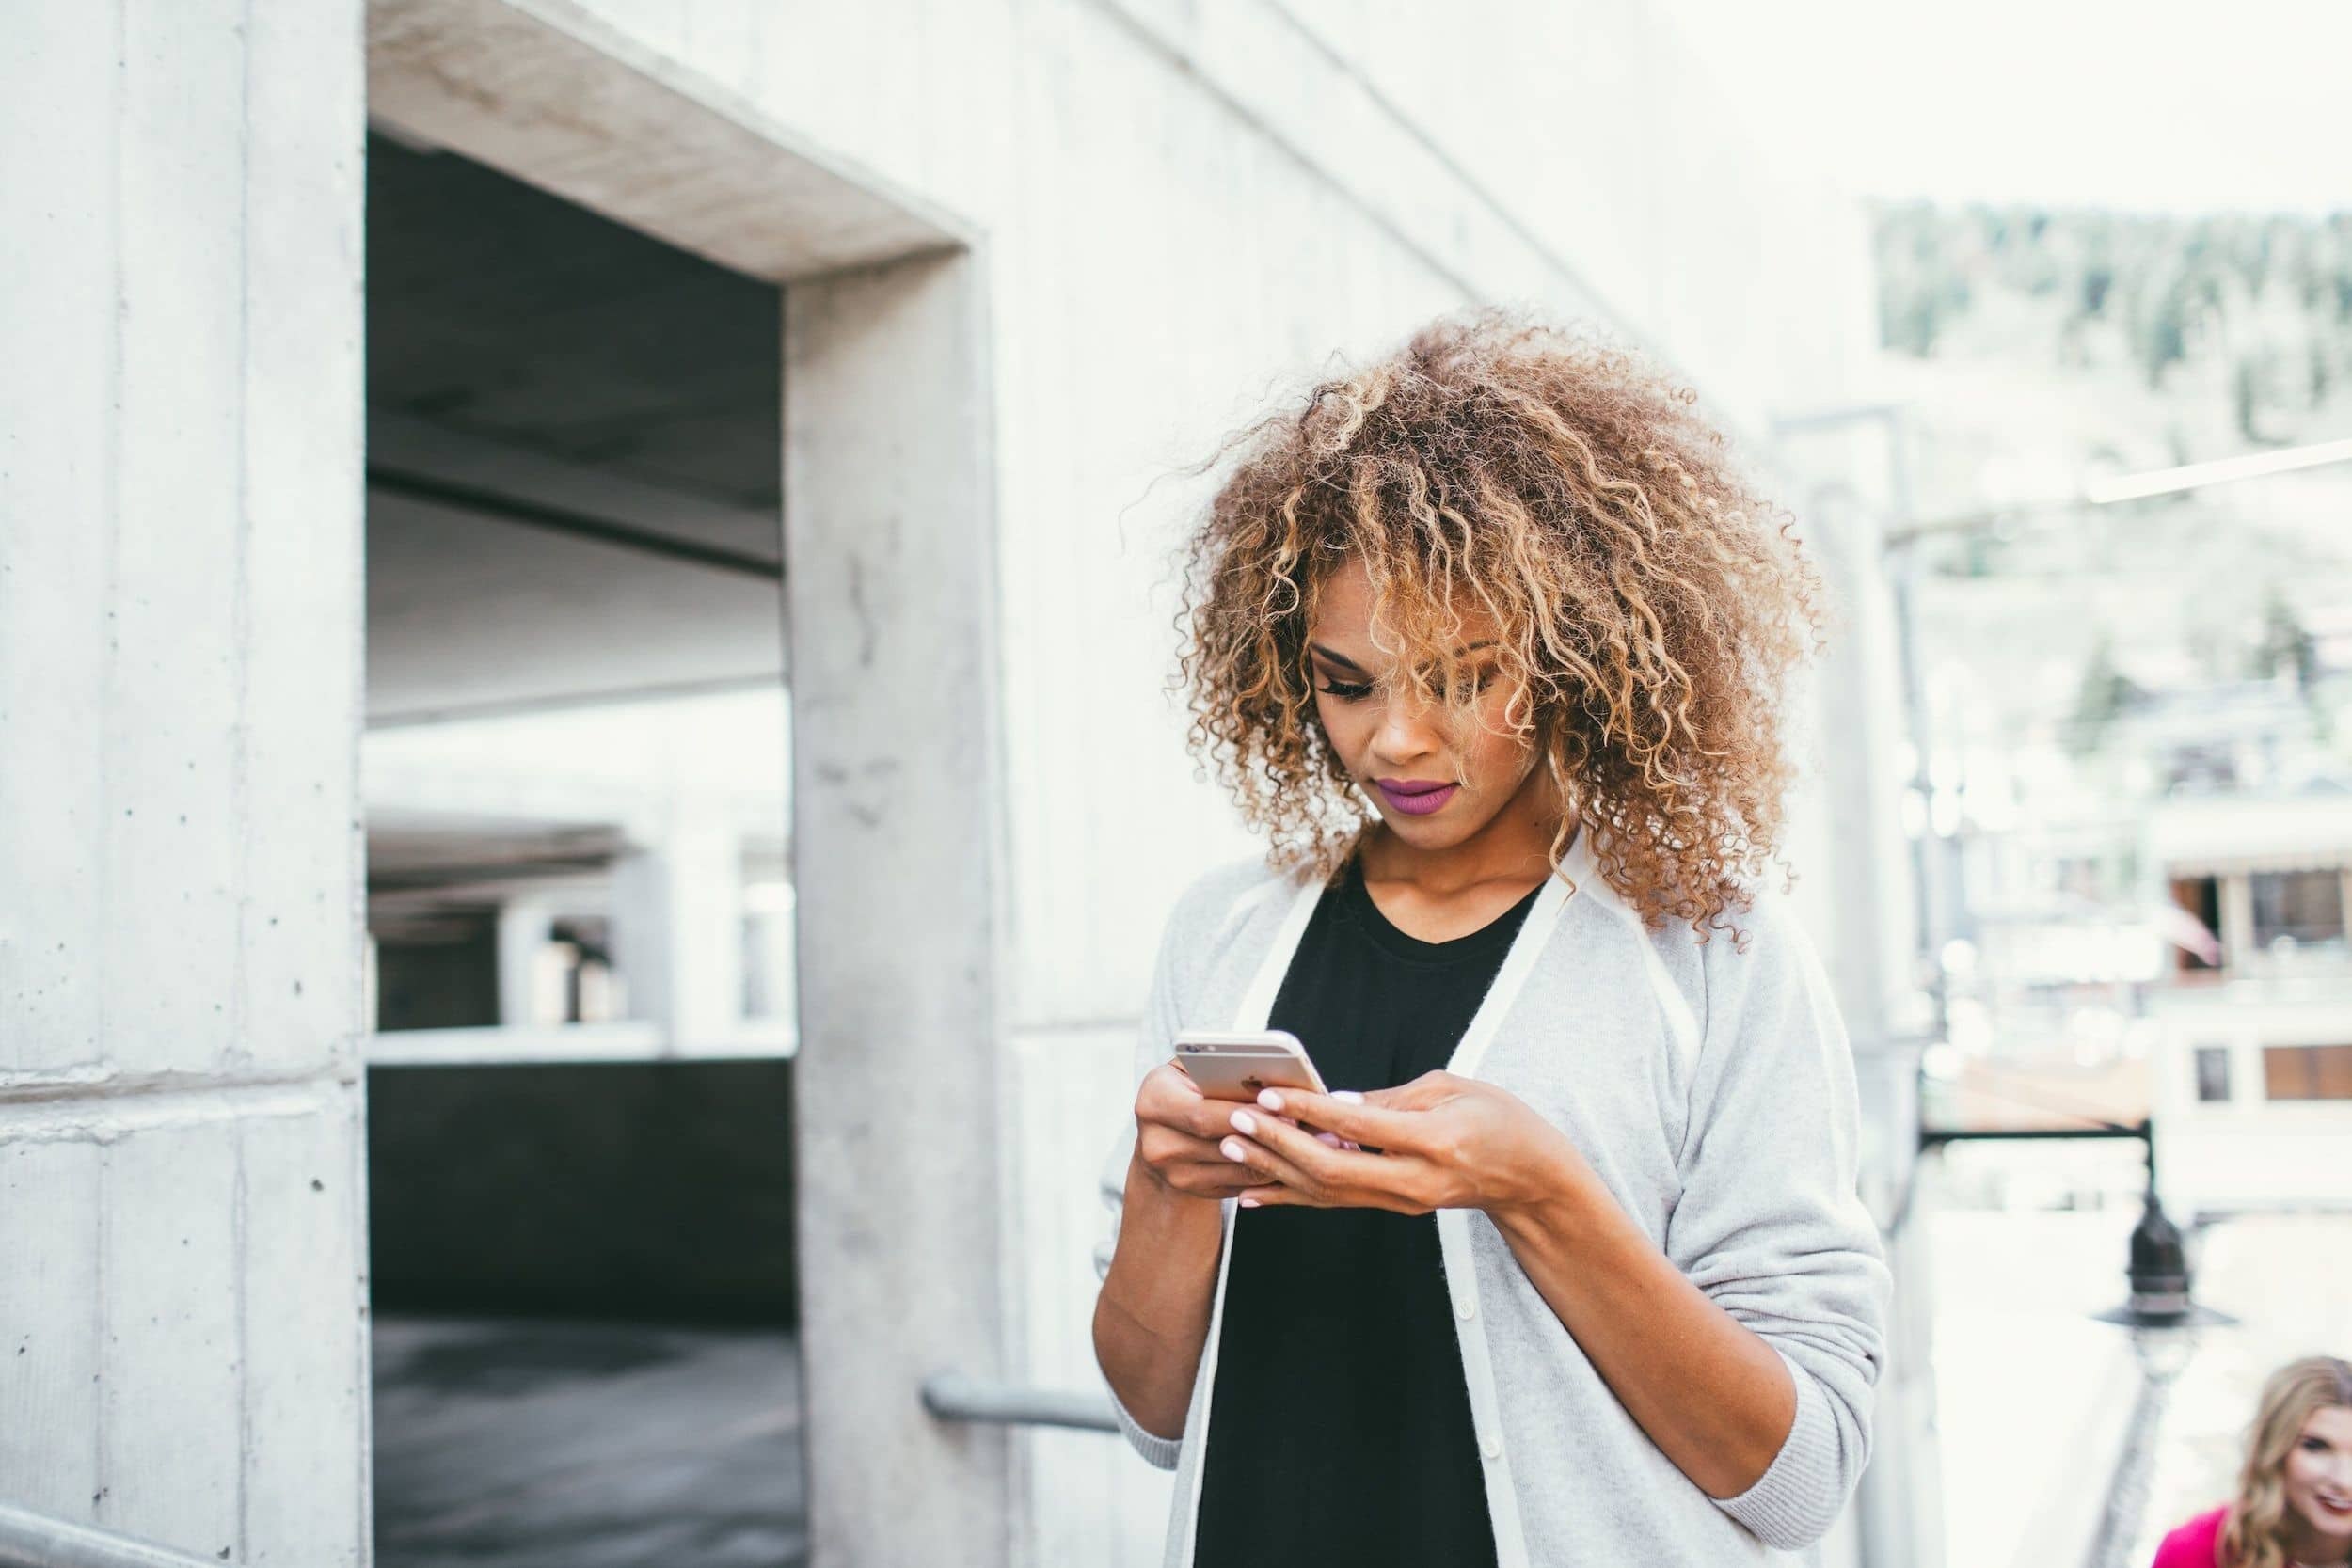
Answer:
[2217,873,2253,973]
[0,3,371,1562]
[1808,485,1947,1568]
[496,894,558,1025]
[785,250,1011,1568]
[610,816,744,1051]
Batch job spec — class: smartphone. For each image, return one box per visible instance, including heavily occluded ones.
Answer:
[1173,1028,1329,1102]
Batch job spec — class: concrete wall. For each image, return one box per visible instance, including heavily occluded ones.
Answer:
[0,2,373,1562]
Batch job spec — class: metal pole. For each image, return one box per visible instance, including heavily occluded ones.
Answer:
[919,1371,1119,1434]
[0,1505,229,1568]
[2082,1330,2201,1568]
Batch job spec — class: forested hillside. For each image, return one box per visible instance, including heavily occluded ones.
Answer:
[1873,204,2352,450]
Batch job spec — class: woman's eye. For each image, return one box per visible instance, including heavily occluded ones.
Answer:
[1315,680,1374,702]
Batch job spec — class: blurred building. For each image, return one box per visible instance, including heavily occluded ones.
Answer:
[2,4,1924,1565]
[2146,790,2352,1213]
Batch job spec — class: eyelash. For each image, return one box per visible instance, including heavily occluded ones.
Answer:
[1313,671,1498,705]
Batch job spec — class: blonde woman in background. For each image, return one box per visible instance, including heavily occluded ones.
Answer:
[2152,1356,2352,1568]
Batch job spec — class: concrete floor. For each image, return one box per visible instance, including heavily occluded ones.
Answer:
[373,1315,806,1568]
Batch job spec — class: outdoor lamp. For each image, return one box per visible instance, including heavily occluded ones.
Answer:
[2083,1182,2237,1568]
[2091,1185,2236,1342]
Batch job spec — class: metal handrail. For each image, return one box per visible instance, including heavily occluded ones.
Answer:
[0,1503,228,1568]
[920,1371,1119,1433]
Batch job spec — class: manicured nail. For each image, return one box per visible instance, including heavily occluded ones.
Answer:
[1230,1110,1258,1136]
[1220,1137,1248,1163]
[1239,1197,1261,1209]
[1334,1090,1365,1104]
[1316,1132,1342,1148]
[1257,1089,1285,1112]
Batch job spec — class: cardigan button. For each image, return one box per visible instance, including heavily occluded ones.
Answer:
[1480,1433,1503,1461]
[1454,1298,1476,1322]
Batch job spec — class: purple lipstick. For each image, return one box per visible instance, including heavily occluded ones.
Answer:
[1375,778,1458,816]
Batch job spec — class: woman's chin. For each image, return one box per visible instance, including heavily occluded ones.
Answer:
[1370,802,1484,850]
[2295,1501,2352,1542]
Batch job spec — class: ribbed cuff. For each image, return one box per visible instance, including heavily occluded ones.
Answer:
[1108,1384,1184,1471]
[1713,1355,1844,1550]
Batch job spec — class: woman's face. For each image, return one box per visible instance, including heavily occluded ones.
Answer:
[1305,557,1548,851]
[2285,1404,2352,1548]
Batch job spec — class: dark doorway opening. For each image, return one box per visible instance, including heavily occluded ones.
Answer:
[362,129,803,1568]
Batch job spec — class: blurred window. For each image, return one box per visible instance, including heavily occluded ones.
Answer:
[2250,869,2346,951]
[2193,1046,2232,1103]
[2262,1044,2352,1101]
[2169,876,2223,973]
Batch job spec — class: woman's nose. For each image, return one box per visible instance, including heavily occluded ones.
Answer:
[1375,697,1438,760]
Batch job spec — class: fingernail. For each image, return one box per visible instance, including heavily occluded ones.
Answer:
[1239,1197,1261,1209]
[1315,1132,1342,1148]
[1334,1090,1365,1104]
[1220,1137,1247,1162]
[1257,1089,1285,1112]
[1230,1110,1257,1136]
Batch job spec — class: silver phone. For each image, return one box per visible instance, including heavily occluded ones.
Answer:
[1173,1028,1329,1102]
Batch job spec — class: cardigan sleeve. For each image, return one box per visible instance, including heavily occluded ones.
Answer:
[1089,866,1236,1471]
[1092,1130,1185,1470]
[1662,896,1893,1550]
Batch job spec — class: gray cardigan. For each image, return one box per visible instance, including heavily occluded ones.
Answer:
[1093,830,1891,1565]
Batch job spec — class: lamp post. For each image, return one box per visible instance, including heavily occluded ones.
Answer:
[2081,1143,2236,1568]
[1916,1121,2237,1568]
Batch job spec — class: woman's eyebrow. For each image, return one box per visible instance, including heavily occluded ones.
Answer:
[1307,642,1370,673]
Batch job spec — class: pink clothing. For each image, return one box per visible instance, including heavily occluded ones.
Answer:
[2151,1505,2228,1568]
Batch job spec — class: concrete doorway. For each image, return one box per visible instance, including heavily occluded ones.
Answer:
[367,4,1013,1564]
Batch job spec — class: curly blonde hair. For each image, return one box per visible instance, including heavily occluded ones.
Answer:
[2223,1356,2352,1568]
[1177,311,1822,936]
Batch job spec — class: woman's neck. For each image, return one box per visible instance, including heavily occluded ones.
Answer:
[2283,1523,2352,1568]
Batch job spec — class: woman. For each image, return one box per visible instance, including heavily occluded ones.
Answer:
[2152,1356,2352,1568]
[1091,313,1890,1567]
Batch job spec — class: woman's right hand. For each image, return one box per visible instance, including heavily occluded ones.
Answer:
[1098,1062,1244,1440]
[1133,1061,1268,1201]
[1134,1062,1342,1200]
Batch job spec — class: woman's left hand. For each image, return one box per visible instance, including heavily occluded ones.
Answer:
[1216,1071,1591,1216]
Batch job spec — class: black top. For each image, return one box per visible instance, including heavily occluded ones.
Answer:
[1193,855,1540,1568]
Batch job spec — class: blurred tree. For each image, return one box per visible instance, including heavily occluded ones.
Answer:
[2251,591,2318,690]
[2066,636,2144,759]
[1872,204,2352,433]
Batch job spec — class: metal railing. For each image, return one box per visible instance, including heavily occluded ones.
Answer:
[920,1371,1119,1433]
[0,1504,227,1568]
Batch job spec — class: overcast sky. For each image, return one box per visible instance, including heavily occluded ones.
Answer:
[1670,0,2350,214]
